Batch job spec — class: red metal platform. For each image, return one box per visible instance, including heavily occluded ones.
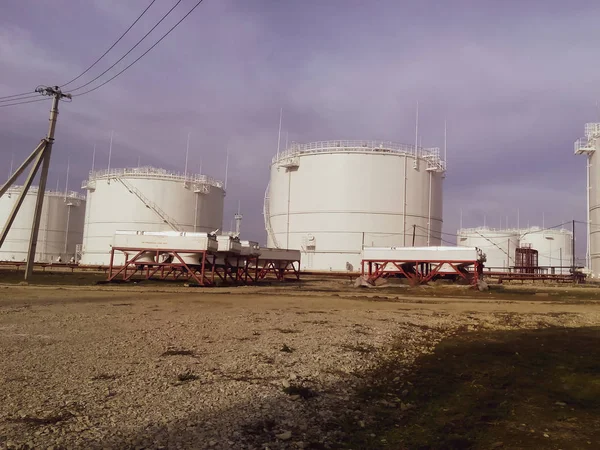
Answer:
[361,259,482,286]
[106,246,300,286]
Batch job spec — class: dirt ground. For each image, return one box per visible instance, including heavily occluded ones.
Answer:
[0,275,599,449]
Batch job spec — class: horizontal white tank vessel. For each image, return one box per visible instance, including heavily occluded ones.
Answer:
[0,186,86,263]
[264,140,445,272]
[113,230,219,265]
[362,246,485,262]
[457,227,519,270]
[80,167,224,266]
[519,227,573,274]
[240,240,261,257]
[216,235,242,254]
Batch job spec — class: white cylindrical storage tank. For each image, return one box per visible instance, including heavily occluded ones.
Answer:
[0,186,86,263]
[519,227,574,274]
[79,167,225,266]
[457,227,519,270]
[264,140,445,272]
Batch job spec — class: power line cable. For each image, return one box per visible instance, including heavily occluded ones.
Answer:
[0,91,36,101]
[60,0,158,88]
[68,0,186,94]
[0,93,42,103]
[0,97,50,108]
[72,0,205,97]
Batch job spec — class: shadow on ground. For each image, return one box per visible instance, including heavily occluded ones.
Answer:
[344,326,600,449]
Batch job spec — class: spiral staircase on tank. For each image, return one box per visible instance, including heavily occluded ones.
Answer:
[114,177,182,232]
[263,182,280,248]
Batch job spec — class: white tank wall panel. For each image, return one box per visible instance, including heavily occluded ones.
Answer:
[519,227,573,274]
[80,168,224,266]
[0,186,86,262]
[265,142,445,272]
[457,228,519,270]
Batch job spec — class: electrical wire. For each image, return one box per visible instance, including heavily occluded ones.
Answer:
[0,97,50,108]
[0,91,36,101]
[72,0,205,97]
[68,0,186,94]
[0,93,42,103]
[60,0,158,88]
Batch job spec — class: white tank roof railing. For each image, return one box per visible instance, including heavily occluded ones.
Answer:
[272,140,447,171]
[84,166,225,190]
[4,185,86,201]
[459,226,572,236]
[585,123,600,139]
[458,227,521,234]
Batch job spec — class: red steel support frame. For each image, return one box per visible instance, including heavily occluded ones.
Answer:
[249,257,300,282]
[107,247,213,286]
[106,247,301,286]
[361,259,480,286]
[209,253,242,285]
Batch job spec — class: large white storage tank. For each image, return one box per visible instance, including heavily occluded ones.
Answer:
[519,227,573,273]
[457,227,519,270]
[79,167,225,266]
[0,186,86,262]
[264,140,446,271]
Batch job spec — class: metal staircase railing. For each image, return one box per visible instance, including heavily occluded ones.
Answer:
[115,177,182,232]
[263,182,280,248]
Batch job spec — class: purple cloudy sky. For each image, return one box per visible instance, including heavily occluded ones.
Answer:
[1,0,598,255]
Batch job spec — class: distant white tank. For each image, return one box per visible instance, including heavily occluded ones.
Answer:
[79,167,225,265]
[0,186,86,262]
[457,227,519,270]
[264,140,445,272]
[519,227,573,274]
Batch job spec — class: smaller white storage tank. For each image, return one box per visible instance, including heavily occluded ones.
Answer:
[0,186,86,263]
[80,167,225,266]
[519,227,574,274]
[457,227,519,270]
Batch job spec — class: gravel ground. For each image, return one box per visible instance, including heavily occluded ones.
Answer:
[1,283,599,449]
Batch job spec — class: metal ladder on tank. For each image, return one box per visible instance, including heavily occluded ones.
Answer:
[263,183,280,248]
[114,177,182,232]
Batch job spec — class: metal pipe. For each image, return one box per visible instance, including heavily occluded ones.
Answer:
[107,130,114,171]
[194,192,198,232]
[403,154,407,246]
[587,154,592,270]
[64,204,71,255]
[277,108,283,157]
[427,171,432,246]
[286,170,292,248]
